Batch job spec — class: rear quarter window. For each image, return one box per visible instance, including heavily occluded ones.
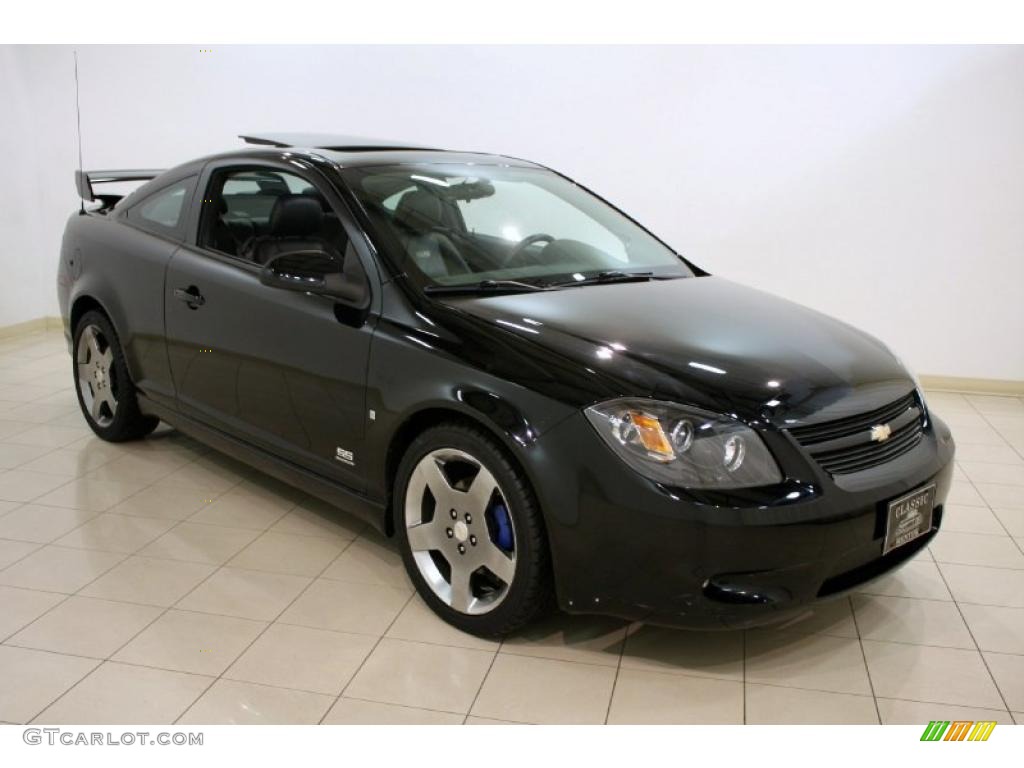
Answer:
[127,176,197,239]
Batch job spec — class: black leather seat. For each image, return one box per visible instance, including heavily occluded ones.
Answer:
[300,185,345,247]
[243,194,341,266]
[394,190,446,234]
[211,198,255,256]
[393,190,470,277]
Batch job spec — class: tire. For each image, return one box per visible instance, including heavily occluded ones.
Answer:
[395,422,553,637]
[73,310,160,442]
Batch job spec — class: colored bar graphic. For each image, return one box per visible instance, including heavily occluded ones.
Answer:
[944,721,973,741]
[968,722,997,742]
[920,720,996,742]
[921,721,949,741]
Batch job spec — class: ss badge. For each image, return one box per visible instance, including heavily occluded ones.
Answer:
[335,447,355,466]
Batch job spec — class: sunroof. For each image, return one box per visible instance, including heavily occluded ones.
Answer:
[239,133,437,152]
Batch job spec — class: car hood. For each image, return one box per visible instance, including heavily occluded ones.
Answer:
[441,276,915,426]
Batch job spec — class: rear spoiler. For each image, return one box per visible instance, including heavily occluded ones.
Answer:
[75,169,165,203]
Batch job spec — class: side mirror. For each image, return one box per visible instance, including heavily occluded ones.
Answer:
[259,251,369,307]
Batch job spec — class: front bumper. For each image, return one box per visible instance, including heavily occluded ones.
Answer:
[528,410,956,629]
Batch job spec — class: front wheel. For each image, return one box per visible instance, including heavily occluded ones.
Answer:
[73,310,159,442]
[395,423,552,637]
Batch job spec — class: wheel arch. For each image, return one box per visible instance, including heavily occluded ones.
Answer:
[69,294,109,338]
[381,398,541,538]
[68,291,142,385]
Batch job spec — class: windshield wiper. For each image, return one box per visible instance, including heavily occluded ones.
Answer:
[423,279,550,295]
[544,270,657,289]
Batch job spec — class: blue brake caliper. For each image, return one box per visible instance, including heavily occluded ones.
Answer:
[490,501,515,553]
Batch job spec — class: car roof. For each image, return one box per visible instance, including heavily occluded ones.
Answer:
[226,132,544,169]
[121,135,546,206]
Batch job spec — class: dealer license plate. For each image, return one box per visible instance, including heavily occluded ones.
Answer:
[883,484,936,555]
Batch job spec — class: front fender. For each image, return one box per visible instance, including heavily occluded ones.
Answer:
[362,319,577,511]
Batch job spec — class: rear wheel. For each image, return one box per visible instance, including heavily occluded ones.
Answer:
[73,310,159,442]
[395,423,552,637]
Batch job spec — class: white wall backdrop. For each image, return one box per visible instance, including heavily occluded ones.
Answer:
[1,45,1022,381]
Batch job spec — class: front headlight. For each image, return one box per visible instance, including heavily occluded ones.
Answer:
[584,399,783,489]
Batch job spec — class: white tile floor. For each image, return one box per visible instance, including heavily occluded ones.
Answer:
[1,329,1023,725]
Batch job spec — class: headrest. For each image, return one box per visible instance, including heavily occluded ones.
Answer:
[269,194,323,237]
[300,185,331,212]
[394,190,444,235]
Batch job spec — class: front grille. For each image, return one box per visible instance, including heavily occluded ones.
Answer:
[788,392,925,475]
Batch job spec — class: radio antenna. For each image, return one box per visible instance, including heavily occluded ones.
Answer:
[74,50,84,213]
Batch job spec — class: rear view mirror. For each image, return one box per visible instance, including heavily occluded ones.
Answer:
[259,251,369,307]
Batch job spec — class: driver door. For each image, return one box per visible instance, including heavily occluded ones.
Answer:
[164,159,378,491]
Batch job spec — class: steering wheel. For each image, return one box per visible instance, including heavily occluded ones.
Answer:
[501,233,555,267]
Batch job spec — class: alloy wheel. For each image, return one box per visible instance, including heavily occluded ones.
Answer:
[404,448,517,615]
[76,324,119,428]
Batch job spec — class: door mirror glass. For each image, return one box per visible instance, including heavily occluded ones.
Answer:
[259,251,369,307]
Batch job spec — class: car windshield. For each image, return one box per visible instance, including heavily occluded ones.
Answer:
[341,163,693,289]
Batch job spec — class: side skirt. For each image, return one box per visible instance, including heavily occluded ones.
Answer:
[138,395,388,533]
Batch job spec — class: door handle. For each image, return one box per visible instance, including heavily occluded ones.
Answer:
[173,286,205,309]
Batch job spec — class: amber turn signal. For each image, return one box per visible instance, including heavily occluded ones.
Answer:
[627,410,676,461]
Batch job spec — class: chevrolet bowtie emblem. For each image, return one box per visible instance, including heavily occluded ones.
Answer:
[870,423,892,442]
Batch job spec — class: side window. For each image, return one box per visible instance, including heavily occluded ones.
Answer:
[127,177,195,237]
[199,168,349,266]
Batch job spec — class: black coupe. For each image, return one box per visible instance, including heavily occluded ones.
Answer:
[58,133,955,636]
